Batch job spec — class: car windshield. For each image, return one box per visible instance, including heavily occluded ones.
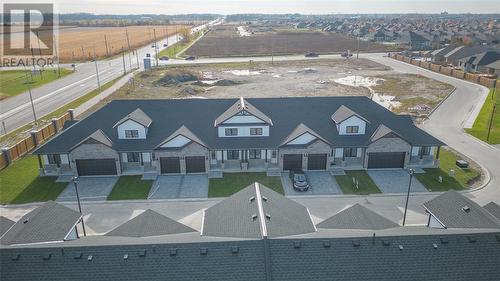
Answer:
[294,174,306,182]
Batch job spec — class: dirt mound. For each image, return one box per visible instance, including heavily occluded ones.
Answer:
[154,70,200,86]
[192,79,243,87]
[178,86,204,95]
[298,68,318,74]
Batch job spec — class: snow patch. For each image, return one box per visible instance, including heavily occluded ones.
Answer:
[224,69,262,76]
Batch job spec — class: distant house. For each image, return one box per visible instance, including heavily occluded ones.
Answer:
[395,31,431,51]
[430,45,460,63]
[364,29,395,42]
[443,45,493,66]
[458,50,500,74]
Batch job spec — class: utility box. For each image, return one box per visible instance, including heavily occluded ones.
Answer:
[143,58,152,70]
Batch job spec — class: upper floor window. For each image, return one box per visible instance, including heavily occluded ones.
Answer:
[250,128,263,136]
[225,128,238,136]
[125,130,139,138]
[344,147,357,158]
[346,126,359,134]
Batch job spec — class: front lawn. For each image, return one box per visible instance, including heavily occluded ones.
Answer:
[107,176,154,200]
[0,155,67,204]
[335,170,381,195]
[209,172,283,197]
[0,68,73,100]
[465,88,499,144]
[415,148,481,192]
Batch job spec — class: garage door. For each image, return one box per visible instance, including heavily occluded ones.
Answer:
[283,154,303,171]
[160,157,180,174]
[76,159,117,176]
[367,152,405,169]
[185,156,206,173]
[307,154,327,170]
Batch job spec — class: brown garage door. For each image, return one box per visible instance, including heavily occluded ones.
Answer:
[185,156,206,173]
[367,152,405,169]
[76,159,117,176]
[160,157,180,174]
[283,154,303,171]
[307,154,327,170]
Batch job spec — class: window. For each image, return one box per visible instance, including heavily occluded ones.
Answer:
[346,126,359,134]
[127,152,140,163]
[343,148,357,158]
[271,150,277,158]
[249,149,261,159]
[125,130,139,138]
[211,151,217,160]
[227,150,239,160]
[250,128,263,136]
[47,154,61,165]
[225,128,238,136]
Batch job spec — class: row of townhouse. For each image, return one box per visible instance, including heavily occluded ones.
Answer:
[33,96,444,178]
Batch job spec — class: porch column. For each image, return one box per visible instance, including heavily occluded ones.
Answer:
[436,146,441,159]
[37,155,43,169]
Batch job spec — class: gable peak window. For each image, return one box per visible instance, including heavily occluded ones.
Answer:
[125,130,139,138]
[346,126,359,134]
[250,128,263,136]
[225,128,238,136]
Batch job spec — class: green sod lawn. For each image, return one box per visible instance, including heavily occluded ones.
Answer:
[209,172,283,197]
[415,149,480,192]
[335,170,381,195]
[107,176,153,200]
[0,68,73,100]
[465,88,499,144]
[0,155,67,204]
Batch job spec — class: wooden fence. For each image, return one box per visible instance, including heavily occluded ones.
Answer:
[0,111,73,170]
[389,53,499,90]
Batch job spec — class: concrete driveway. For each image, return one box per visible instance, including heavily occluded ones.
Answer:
[282,171,342,196]
[57,176,118,202]
[367,170,428,193]
[148,175,208,199]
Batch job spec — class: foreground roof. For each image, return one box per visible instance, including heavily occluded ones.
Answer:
[1,230,499,281]
[0,201,81,245]
[202,183,316,238]
[483,202,500,221]
[423,191,500,229]
[105,209,196,238]
[33,97,443,154]
[317,203,399,230]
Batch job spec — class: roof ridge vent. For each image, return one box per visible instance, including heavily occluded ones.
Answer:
[239,96,246,110]
[252,214,258,221]
[462,205,471,213]
[249,196,255,202]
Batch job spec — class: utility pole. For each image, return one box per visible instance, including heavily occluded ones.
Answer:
[93,47,101,89]
[72,177,87,237]
[135,50,140,69]
[356,36,360,59]
[35,31,44,79]
[104,34,110,57]
[24,71,37,123]
[53,34,61,77]
[81,46,85,61]
[402,169,415,226]
[153,29,159,66]
[125,29,132,70]
[121,47,126,75]
[486,103,496,142]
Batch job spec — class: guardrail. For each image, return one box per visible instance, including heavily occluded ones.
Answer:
[0,110,74,170]
[389,53,499,89]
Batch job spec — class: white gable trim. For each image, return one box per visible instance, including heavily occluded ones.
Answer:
[160,135,192,148]
[287,132,317,145]
[222,114,266,124]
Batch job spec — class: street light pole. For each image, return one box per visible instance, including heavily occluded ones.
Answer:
[24,72,37,123]
[72,176,86,236]
[93,47,101,89]
[402,168,415,226]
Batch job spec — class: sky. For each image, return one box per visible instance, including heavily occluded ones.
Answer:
[9,0,500,14]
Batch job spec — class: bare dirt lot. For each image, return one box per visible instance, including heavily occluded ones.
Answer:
[99,58,453,119]
[185,24,391,57]
[1,25,187,63]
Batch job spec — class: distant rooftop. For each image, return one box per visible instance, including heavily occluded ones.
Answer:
[317,204,399,230]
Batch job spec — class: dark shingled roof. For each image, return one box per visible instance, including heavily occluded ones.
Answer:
[483,202,500,221]
[423,191,500,229]
[105,209,196,237]
[280,123,330,146]
[0,201,81,245]
[157,125,208,148]
[33,97,443,154]
[330,105,368,124]
[1,232,499,281]
[202,183,315,238]
[0,216,15,237]
[317,204,399,230]
[70,129,112,150]
[113,108,152,128]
